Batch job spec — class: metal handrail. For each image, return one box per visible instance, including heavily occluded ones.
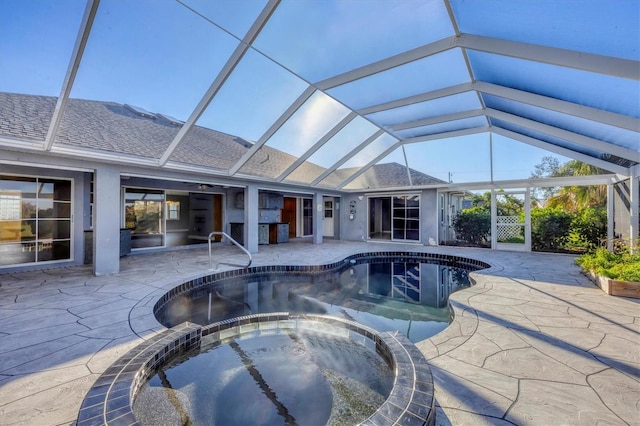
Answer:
[208,231,252,271]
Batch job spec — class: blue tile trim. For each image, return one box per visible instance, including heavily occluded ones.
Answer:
[76,313,436,425]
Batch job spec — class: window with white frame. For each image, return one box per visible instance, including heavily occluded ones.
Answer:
[0,193,21,220]
[166,200,180,220]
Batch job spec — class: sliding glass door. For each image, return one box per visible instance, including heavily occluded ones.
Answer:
[0,175,72,267]
[393,195,420,240]
[369,195,420,242]
[124,188,164,249]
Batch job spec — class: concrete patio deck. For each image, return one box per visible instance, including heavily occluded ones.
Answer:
[0,240,638,425]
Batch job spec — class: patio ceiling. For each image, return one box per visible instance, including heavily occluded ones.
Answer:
[0,0,638,190]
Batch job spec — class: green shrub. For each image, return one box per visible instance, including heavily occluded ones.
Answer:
[452,208,490,246]
[576,247,640,282]
[531,207,573,252]
[570,207,607,250]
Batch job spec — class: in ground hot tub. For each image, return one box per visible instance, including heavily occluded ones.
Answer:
[136,315,394,425]
[76,314,436,425]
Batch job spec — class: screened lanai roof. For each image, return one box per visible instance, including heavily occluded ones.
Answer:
[0,0,638,191]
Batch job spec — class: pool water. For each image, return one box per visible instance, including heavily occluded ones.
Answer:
[133,327,394,425]
[157,257,473,343]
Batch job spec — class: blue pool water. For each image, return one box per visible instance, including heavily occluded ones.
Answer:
[156,256,475,343]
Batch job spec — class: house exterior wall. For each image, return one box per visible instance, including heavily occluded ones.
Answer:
[340,189,439,246]
[421,189,439,246]
[340,194,368,242]
[1,151,445,274]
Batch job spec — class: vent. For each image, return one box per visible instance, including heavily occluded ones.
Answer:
[124,104,156,119]
[233,137,253,148]
[156,113,184,126]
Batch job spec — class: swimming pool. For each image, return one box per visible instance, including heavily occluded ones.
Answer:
[76,251,489,426]
[155,252,487,342]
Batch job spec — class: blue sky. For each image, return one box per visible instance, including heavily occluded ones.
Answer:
[2,0,634,184]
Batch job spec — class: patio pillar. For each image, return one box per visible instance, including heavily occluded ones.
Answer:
[244,184,259,253]
[490,189,497,250]
[607,184,614,251]
[92,165,120,275]
[313,191,323,244]
[524,189,532,252]
[630,170,638,253]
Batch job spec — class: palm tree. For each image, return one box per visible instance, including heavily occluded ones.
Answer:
[545,160,607,212]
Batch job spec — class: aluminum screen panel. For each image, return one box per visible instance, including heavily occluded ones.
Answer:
[484,94,640,153]
[395,117,487,140]
[71,0,239,122]
[451,0,640,61]
[366,92,482,128]
[192,49,308,143]
[469,51,640,118]
[0,1,85,97]
[404,136,492,183]
[253,0,454,82]
[328,49,471,110]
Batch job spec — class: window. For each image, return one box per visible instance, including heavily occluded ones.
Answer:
[324,200,333,218]
[166,200,180,220]
[124,188,165,249]
[0,175,72,267]
[0,193,21,220]
[302,198,313,236]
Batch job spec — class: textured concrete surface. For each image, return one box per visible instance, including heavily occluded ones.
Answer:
[0,240,638,425]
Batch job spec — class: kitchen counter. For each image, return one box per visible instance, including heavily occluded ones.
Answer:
[230,222,290,244]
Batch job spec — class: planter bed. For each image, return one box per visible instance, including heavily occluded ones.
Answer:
[586,271,640,299]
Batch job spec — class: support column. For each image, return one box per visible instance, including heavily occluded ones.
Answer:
[244,184,259,253]
[93,165,121,276]
[313,192,323,244]
[524,189,531,252]
[490,189,497,250]
[630,170,638,253]
[607,184,614,251]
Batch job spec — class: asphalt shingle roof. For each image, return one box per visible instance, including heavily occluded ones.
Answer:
[0,92,445,189]
[0,92,56,141]
[340,162,446,189]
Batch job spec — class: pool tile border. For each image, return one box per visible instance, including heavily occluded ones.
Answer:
[76,313,436,426]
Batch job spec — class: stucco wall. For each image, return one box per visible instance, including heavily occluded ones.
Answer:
[421,189,439,246]
[340,189,439,246]
[340,194,369,242]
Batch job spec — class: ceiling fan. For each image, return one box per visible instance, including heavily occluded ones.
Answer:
[183,182,216,191]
